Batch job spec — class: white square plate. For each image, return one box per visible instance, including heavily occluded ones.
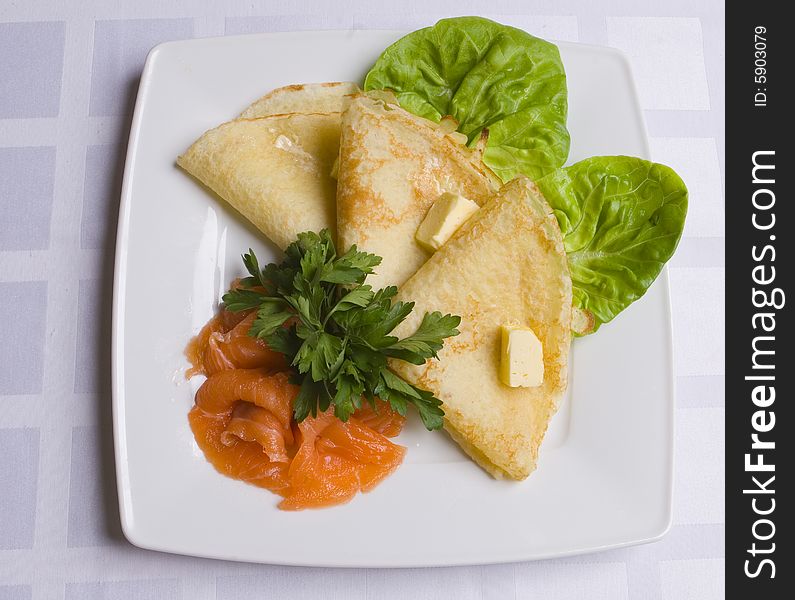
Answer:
[112,30,673,566]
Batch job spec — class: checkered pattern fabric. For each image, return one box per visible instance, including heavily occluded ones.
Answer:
[0,1,724,598]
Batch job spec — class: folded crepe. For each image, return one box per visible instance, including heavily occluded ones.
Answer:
[178,82,361,249]
[336,95,501,288]
[240,81,359,118]
[389,177,573,480]
[177,112,340,249]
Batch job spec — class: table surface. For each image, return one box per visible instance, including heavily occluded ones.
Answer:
[0,1,724,599]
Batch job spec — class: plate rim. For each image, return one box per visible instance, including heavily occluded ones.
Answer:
[111,29,674,567]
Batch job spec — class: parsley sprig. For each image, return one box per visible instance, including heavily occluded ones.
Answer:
[222,230,460,430]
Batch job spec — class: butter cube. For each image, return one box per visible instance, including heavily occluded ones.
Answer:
[415,192,479,251]
[499,325,544,388]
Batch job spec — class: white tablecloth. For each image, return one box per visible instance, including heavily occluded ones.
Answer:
[0,1,724,598]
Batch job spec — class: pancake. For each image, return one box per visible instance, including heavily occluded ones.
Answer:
[336,94,501,288]
[177,113,340,249]
[389,177,572,480]
[240,82,359,118]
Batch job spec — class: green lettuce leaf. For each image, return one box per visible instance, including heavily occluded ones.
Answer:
[363,16,569,181]
[536,156,688,333]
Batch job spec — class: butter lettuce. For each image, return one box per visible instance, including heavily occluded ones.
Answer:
[364,18,687,334]
[364,16,569,181]
[537,157,688,334]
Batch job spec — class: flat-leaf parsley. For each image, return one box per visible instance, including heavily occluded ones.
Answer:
[222,230,460,430]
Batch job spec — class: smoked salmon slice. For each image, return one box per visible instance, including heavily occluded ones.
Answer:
[187,312,407,510]
[189,368,299,492]
[352,399,406,438]
[278,411,406,511]
[186,309,287,377]
[221,402,294,463]
[194,368,296,429]
[189,408,290,492]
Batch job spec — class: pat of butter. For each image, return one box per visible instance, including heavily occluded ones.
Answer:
[415,192,479,251]
[499,325,544,388]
